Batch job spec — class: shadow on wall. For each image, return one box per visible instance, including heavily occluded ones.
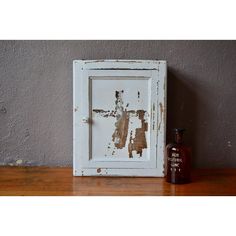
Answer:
[166,68,202,168]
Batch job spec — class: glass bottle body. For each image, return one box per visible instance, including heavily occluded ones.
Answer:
[165,131,191,184]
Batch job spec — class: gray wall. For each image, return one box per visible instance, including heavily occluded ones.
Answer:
[0,40,235,168]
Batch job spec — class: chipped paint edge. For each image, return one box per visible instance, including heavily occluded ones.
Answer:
[158,61,167,176]
[74,168,164,177]
[73,60,166,70]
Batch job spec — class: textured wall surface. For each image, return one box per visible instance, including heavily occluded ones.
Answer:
[0,40,235,168]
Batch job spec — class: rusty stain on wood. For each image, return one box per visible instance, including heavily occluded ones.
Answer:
[158,102,164,131]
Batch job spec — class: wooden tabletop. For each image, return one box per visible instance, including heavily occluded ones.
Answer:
[0,167,235,196]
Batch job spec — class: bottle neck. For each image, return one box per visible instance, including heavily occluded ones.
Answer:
[174,132,184,144]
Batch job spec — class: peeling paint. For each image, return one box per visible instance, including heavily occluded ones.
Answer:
[137,91,140,102]
[156,81,159,96]
[158,102,164,131]
[112,109,129,149]
[84,60,159,64]
[93,90,149,158]
[152,103,155,131]
[93,109,116,118]
[112,90,129,149]
[128,110,148,158]
[112,109,129,146]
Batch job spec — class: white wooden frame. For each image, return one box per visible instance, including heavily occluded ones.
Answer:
[73,60,167,176]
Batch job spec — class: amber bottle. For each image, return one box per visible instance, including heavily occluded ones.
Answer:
[165,128,191,184]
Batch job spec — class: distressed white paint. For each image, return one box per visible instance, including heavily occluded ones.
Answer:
[73,60,167,176]
[91,76,150,161]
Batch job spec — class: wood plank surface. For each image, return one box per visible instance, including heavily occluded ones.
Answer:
[0,167,235,196]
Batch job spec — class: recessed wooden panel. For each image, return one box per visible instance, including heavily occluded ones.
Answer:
[91,76,151,161]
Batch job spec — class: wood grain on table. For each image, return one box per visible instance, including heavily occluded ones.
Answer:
[0,167,235,196]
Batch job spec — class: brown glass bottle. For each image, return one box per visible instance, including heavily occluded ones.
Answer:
[165,128,191,184]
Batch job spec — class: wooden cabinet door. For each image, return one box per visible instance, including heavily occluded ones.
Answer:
[73,60,167,176]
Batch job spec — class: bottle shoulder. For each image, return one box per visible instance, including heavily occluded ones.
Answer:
[166,142,175,147]
[166,142,190,150]
[166,142,178,149]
